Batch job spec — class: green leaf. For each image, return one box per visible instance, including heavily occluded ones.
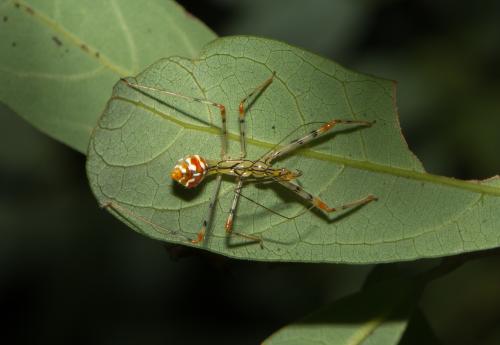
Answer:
[87,36,500,263]
[262,277,417,345]
[0,0,216,153]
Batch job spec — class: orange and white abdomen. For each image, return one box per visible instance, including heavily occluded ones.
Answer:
[170,155,209,188]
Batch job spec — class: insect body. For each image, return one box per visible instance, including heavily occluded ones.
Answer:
[172,155,301,188]
[171,155,209,189]
[118,73,377,246]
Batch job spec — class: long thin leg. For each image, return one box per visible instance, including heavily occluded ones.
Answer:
[224,178,263,246]
[225,178,243,231]
[217,73,274,247]
[192,174,223,244]
[101,201,194,242]
[121,78,228,158]
[278,180,376,214]
[237,72,275,158]
[262,119,374,164]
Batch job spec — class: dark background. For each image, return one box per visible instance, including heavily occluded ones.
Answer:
[2,0,500,344]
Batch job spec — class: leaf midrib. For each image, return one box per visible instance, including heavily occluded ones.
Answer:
[113,96,500,197]
[14,0,131,76]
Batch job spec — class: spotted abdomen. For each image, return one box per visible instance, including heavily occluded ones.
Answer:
[170,155,209,188]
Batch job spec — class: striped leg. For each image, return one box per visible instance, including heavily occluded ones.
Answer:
[262,119,374,164]
[121,78,229,158]
[225,178,263,247]
[191,174,223,244]
[237,72,275,158]
[278,180,376,215]
[225,178,243,231]
[216,73,275,247]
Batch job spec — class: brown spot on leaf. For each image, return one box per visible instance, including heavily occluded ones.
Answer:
[52,36,62,47]
[81,44,89,52]
[3,16,8,22]
[25,6,34,15]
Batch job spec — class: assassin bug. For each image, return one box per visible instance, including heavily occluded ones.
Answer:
[106,72,376,247]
